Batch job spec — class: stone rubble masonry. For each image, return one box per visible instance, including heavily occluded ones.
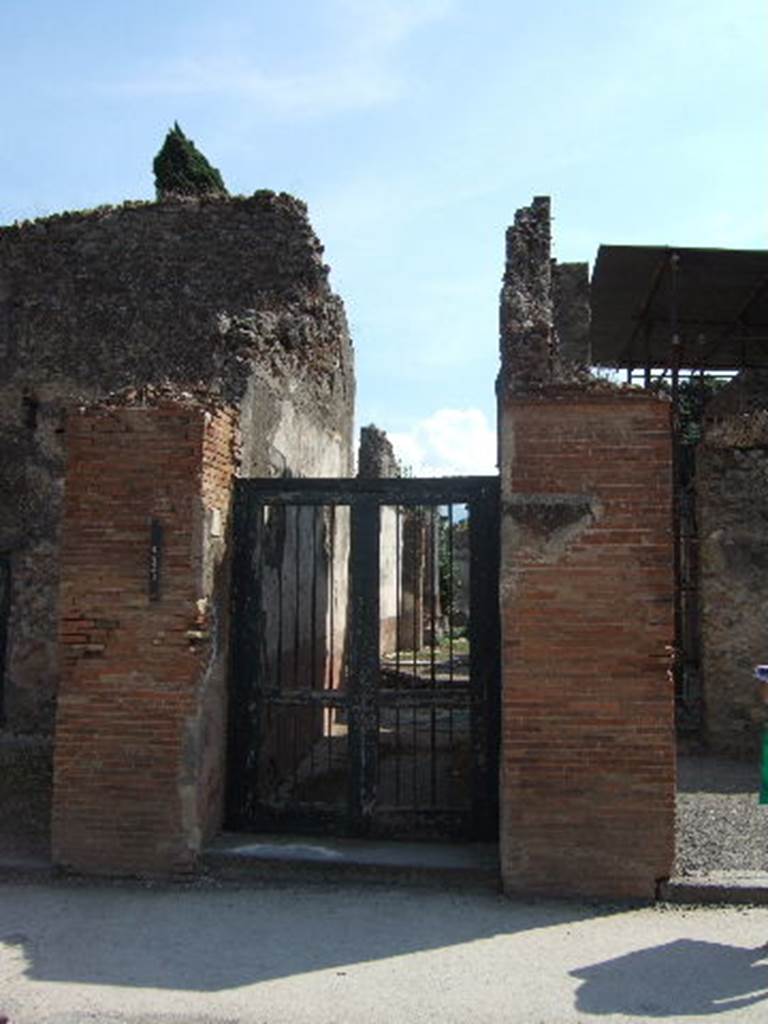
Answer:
[498,389,675,900]
[0,192,354,735]
[500,196,555,390]
[500,197,590,390]
[697,377,768,756]
[51,403,239,876]
[358,424,400,479]
[0,193,352,404]
[552,262,591,367]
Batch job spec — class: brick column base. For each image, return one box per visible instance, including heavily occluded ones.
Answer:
[499,388,675,900]
[52,403,238,876]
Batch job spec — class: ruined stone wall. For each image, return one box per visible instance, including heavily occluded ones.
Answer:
[697,392,768,756]
[358,424,400,480]
[497,196,675,900]
[0,193,355,735]
[500,196,556,389]
[499,196,590,387]
[358,425,400,653]
[552,262,591,368]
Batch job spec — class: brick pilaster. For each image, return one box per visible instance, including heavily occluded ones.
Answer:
[52,403,238,875]
[499,388,675,900]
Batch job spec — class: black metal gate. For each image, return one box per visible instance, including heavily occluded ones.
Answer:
[226,477,500,840]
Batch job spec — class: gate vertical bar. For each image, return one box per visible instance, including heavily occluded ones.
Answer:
[468,485,501,838]
[347,498,380,835]
[226,484,264,827]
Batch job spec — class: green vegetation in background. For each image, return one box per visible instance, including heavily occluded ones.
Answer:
[655,376,729,445]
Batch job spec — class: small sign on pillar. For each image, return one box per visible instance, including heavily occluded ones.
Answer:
[149,519,163,601]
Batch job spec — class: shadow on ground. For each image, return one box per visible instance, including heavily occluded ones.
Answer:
[3,883,768,1021]
[677,752,758,795]
[0,882,606,993]
[572,938,768,1017]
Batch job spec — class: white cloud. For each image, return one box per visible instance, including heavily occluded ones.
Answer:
[112,56,399,115]
[332,0,455,48]
[109,0,454,117]
[388,408,497,477]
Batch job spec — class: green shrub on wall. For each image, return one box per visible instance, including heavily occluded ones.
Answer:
[153,122,228,199]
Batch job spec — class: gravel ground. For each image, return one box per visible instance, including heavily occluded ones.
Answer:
[675,753,768,876]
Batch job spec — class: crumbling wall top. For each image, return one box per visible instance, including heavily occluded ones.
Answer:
[553,261,591,368]
[358,424,400,478]
[499,196,555,391]
[498,197,638,398]
[0,191,353,409]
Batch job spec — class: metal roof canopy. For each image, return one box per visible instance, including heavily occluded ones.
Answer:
[590,245,768,370]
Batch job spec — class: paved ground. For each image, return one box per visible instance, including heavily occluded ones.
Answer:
[3,748,768,1021]
[2,878,768,1024]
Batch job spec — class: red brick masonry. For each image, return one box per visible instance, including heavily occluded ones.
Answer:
[499,388,675,900]
[52,404,238,875]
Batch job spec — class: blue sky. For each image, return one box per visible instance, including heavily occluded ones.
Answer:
[2,0,766,473]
